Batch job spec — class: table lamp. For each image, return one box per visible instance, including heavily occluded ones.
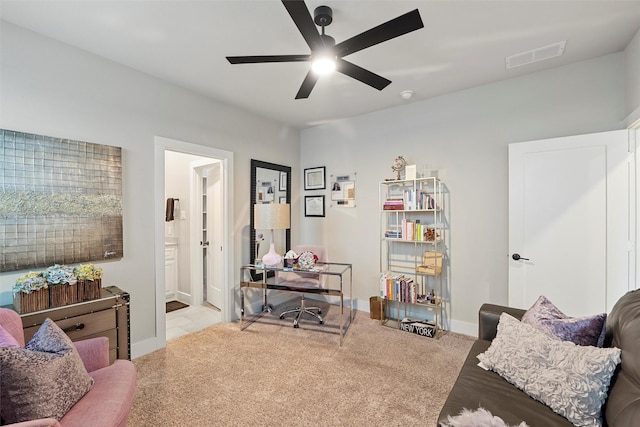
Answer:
[254,203,290,267]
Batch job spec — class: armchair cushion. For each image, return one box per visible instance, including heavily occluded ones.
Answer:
[0,325,20,348]
[0,319,93,423]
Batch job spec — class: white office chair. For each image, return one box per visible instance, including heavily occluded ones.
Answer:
[276,245,328,328]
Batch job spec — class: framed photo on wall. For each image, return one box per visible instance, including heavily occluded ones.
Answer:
[304,166,326,190]
[305,195,325,217]
[279,171,287,191]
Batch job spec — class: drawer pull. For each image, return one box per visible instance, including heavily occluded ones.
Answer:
[62,323,85,333]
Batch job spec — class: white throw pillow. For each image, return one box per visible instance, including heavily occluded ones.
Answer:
[477,313,621,427]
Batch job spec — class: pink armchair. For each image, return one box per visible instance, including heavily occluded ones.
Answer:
[0,308,137,427]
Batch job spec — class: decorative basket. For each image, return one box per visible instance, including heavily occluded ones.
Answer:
[13,289,50,314]
[78,279,102,301]
[49,283,80,308]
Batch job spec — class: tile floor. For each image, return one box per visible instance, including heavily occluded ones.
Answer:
[166,302,223,341]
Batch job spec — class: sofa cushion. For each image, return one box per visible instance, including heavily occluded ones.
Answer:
[0,325,20,348]
[438,339,574,427]
[521,295,606,347]
[478,313,621,427]
[0,319,94,423]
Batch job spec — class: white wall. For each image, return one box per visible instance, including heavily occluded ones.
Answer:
[300,53,626,335]
[0,22,301,354]
[625,27,640,126]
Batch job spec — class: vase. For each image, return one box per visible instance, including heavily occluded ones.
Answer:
[13,289,50,313]
[49,283,80,307]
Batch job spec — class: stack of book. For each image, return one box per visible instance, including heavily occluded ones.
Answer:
[382,199,404,210]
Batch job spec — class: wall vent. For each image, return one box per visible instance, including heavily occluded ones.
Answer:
[506,41,566,69]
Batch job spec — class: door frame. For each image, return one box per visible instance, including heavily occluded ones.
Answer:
[154,137,234,349]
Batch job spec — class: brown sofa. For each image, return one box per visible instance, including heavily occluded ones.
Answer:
[438,289,640,426]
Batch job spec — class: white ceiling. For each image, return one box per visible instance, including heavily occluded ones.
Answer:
[1,0,640,129]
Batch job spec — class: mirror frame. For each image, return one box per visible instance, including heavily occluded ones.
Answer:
[250,159,291,279]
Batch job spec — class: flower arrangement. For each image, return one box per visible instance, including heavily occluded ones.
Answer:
[13,272,48,294]
[13,272,50,313]
[75,264,103,281]
[43,264,77,285]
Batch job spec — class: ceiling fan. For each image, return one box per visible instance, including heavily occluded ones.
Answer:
[226,1,424,99]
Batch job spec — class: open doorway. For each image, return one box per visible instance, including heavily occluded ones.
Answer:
[154,137,234,349]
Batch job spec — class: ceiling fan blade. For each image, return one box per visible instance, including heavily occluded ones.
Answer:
[282,0,323,51]
[336,58,391,91]
[295,70,319,99]
[226,54,310,64]
[335,9,424,58]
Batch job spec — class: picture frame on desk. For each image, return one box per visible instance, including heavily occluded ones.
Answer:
[304,166,326,190]
[305,195,325,217]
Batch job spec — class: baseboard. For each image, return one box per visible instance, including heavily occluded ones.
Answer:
[131,337,160,359]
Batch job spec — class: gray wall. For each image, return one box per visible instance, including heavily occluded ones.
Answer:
[0,22,301,352]
[299,53,626,334]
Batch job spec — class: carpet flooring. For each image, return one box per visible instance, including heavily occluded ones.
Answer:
[131,299,474,426]
[165,300,189,313]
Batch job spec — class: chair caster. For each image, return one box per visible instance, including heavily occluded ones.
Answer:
[294,323,299,328]
[279,314,285,319]
[319,320,324,325]
[318,309,322,314]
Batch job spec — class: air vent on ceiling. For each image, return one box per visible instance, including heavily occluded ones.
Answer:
[506,41,566,69]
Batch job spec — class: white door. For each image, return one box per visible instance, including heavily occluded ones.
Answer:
[508,130,632,315]
[197,162,224,310]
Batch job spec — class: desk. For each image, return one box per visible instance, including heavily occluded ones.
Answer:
[240,262,353,345]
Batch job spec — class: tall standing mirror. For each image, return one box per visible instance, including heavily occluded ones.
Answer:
[250,159,291,279]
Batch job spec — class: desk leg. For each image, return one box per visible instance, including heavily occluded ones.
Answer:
[340,276,344,346]
[262,279,273,313]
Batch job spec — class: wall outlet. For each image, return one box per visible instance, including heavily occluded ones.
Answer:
[180,210,187,220]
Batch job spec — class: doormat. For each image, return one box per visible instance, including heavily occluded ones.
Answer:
[166,301,189,313]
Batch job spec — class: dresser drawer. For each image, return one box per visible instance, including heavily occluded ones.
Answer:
[23,309,116,343]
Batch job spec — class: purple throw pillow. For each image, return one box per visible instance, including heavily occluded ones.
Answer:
[521,295,606,347]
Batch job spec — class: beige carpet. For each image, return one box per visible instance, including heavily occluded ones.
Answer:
[130,299,474,426]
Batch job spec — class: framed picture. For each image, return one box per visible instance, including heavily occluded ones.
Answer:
[304,166,326,190]
[279,171,287,191]
[305,195,325,217]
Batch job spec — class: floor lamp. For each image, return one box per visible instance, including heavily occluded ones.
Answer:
[254,203,290,267]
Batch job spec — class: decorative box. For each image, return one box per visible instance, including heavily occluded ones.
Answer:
[13,289,50,314]
[78,279,102,301]
[49,284,80,308]
[416,251,443,275]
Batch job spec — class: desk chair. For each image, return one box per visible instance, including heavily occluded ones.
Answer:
[276,245,328,328]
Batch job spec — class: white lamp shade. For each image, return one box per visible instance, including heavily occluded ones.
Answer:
[254,203,290,230]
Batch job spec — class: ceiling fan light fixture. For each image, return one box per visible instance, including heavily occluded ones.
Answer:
[311,54,336,75]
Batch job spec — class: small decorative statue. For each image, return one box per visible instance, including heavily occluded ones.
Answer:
[391,155,407,180]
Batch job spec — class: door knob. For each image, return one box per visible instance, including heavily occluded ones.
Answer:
[512,253,530,261]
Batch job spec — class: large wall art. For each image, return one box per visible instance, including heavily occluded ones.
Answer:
[0,129,123,272]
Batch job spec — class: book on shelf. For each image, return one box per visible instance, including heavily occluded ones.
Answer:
[379,272,417,303]
[383,199,404,210]
[384,230,402,239]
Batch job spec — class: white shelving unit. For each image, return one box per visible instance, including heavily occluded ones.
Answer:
[379,177,446,338]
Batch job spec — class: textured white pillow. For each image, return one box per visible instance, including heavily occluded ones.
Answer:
[477,313,621,427]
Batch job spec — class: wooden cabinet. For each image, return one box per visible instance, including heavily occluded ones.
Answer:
[17,286,130,362]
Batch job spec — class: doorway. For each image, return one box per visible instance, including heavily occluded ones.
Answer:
[154,137,234,349]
